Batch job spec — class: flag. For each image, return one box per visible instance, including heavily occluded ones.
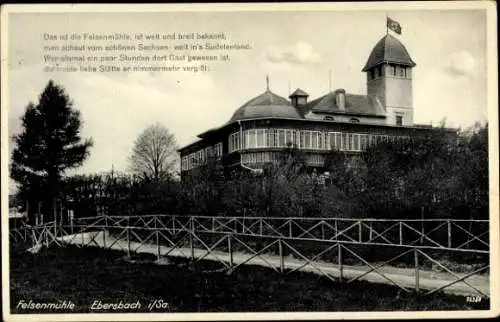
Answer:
[387,17,402,35]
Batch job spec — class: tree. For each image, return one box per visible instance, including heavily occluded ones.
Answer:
[177,156,225,215]
[129,123,179,182]
[11,80,93,223]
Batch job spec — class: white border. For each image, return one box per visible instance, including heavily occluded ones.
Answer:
[1,2,498,321]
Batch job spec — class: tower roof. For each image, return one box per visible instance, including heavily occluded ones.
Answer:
[362,34,416,72]
[289,88,309,98]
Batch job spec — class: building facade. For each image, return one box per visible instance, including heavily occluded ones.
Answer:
[179,34,445,178]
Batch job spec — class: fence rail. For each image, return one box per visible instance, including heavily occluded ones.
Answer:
[67,215,490,252]
[9,214,490,298]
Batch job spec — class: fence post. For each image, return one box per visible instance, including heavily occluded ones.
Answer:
[399,222,403,245]
[102,215,107,249]
[338,243,343,282]
[44,226,49,247]
[53,198,57,238]
[156,216,160,262]
[279,239,284,273]
[447,220,452,248]
[126,216,131,257]
[414,248,420,295]
[358,221,362,242]
[44,227,48,255]
[70,211,74,235]
[420,207,425,245]
[189,216,194,260]
[37,201,42,226]
[59,203,63,237]
[228,234,233,268]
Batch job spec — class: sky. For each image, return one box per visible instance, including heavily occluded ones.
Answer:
[5,5,492,183]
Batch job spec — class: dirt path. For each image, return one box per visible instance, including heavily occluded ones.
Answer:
[55,231,489,298]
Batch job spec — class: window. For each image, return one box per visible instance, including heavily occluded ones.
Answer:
[293,130,299,147]
[205,147,212,161]
[350,118,360,123]
[399,67,405,77]
[334,132,341,150]
[181,157,188,171]
[391,65,397,76]
[360,134,368,150]
[229,132,241,152]
[242,131,247,149]
[353,134,360,151]
[285,130,293,146]
[311,132,318,149]
[370,69,375,80]
[267,130,275,148]
[229,134,233,152]
[317,132,324,150]
[341,133,347,150]
[324,115,334,121]
[256,129,265,147]
[278,130,286,147]
[246,130,256,148]
[309,154,323,165]
[304,131,312,149]
[396,115,403,126]
[377,66,382,77]
[213,143,223,159]
[235,133,240,150]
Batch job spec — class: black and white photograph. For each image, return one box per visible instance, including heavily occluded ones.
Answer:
[1,2,498,321]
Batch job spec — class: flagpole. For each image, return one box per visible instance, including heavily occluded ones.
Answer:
[385,12,388,34]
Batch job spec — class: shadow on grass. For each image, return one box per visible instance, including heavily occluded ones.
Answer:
[9,245,489,313]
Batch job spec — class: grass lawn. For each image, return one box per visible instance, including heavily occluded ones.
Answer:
[9,244,489,313]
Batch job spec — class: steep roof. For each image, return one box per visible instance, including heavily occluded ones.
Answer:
[362,34,416,71]
[228,89,302,122]
[301,90,385,116]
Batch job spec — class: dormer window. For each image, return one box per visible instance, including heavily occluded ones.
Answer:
[289,88,309,107]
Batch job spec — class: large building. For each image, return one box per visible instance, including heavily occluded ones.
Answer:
[179,34,442,178]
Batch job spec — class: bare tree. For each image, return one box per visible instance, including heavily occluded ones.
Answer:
[129,123,179,182]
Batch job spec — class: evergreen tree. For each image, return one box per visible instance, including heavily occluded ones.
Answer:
[11,80,93,224]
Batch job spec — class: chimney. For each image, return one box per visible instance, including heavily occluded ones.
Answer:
[289,88,309,107]
[335,89,346,111]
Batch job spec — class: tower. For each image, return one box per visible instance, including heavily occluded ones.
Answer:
[362,34,416,126]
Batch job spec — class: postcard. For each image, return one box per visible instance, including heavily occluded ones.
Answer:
[1,2,498,321]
